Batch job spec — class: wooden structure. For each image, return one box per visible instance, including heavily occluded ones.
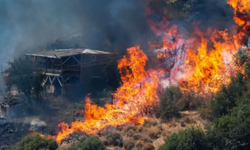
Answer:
[25,49,118,96]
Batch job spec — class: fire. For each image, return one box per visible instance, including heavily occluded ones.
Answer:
[180,30,237,94]
[228,0,250,45]
[54,46,161,143]
[34,0,250,143]
[146,0,250,94]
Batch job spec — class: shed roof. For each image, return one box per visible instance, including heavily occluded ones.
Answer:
[25,48,113,58]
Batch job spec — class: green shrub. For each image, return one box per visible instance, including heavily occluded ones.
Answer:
[154,87,184,121]
[68,136,104,150]
[212,98,250,149]
[17,134,58,150]
[211,73,246,119]
[158,128,208,150]
[198,107,213,120]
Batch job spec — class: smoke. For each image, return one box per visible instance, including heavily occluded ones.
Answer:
[0,0,155,64]
[24,117,46,127]
[0,0,238,65]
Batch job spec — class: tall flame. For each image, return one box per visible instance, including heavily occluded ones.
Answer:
[55,46,161,143]
[36,0,250,143]
[146,0,250,94]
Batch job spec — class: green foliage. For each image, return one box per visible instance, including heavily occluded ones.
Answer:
[158,128,208,150]
[68,136,104,150]
[158,47,250,150]
[4,57,45,97]
[17,134,58,150]
[211,73,246,119]
[211,97,250,149]
[154,87,184,121]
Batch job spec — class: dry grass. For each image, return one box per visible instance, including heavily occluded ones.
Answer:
[122,124,137,134]
[134,140,144,150]
[140,133,153,143]
[147,126,161,140]
[57,142,77,150]
[57,111,208,150]
[105,131,123,147]
[142,143,155,150]
[123,139,135,150]
[143,118,158,128]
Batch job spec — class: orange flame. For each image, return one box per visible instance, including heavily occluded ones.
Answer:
[34,0,250,143]
[180,30,238,94]
[146,0,249,94]
[54,46,161,143]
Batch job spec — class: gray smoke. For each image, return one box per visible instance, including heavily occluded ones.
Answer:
[0,0,154,64]
[0,0,237,65]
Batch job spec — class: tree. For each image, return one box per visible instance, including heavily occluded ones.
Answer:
[213,98,250,149]
[4,57,45,98]
[17,134,58,150]
[159,127,209,150]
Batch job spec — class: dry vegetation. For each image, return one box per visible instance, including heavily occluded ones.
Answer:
[57,111,207,150]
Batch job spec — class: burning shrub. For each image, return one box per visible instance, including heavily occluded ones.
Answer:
[105,131,123,147]
[158,127,208,150]
[17,134,58,150]
[68,136,104,150]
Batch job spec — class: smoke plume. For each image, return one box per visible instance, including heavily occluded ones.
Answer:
[0,0,238,64]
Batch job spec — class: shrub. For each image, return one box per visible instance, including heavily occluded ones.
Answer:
[106,132,123,147]
[4,57,45,98]
[148,127,161,140]
[68,136,104,150]
[143,119,158,128]
[210,98,250,149]
[198,108,213,120]
[154,87,184,121]
[17,134,58,150]
[142,143,155,150]
[133,133,142,140]
[123,124,137,133]
[158,128,209,150]
[124,140,135,150]
[141,134,153,143]
[134,140,144,150]
[211,73,246,119]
